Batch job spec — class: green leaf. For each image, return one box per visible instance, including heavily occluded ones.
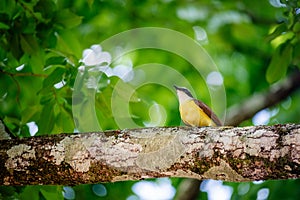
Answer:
[20,123,31,137]
[45,56,67,67]
[56,108,74,133]
[0,0,16,16]
[42,67,66,89]
[40,186,64,200]
[292,21,300,32]
[97,73,109,91]
[34,0,57,19]
[20,186,63,200]
[266,23,287,42]
[3,116,21,134]
[0,22,10,30]
[293,41,300,66]
[19,186,40,200]
[40,92,55,105]
[0,186,17,199]
[21,105,40,124]
[22,18,37,34]
[20,34,39,55]
[87,0,94,8]
[37,102,55,134]
[29,50,45,73]
[266,43,293,83]
[11,33,23,60]
[54,9,82,29]
[56,30,82,57]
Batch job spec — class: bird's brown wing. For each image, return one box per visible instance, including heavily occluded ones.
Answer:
[193,99,223,126]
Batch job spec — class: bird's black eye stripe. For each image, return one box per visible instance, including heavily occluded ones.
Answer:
[174,85,194,98]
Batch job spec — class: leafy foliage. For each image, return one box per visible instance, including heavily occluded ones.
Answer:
[1,0,300,199]
[266,0,300,83]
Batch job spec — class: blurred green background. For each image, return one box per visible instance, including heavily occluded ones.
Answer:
[1,0,300,199]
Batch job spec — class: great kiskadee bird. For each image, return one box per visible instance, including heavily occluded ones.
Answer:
[174,85,222,127]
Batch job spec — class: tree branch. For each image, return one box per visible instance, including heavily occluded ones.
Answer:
[225,70,300,126]
[174,179,202,200]
[174,71,300,199]
[1,124,300,186]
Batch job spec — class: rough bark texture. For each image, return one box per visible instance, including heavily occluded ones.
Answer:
[175,71,300,199]
[1,124,300,186]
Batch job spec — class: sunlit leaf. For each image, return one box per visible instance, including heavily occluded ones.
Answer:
[266,23,287,42]
[54,9,82,29]
[56,30,82,58]
[266,43,293,83]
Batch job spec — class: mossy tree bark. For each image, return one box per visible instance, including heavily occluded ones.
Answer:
[1,124,300,186]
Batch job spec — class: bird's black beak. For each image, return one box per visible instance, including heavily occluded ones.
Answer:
[173,85,193,98]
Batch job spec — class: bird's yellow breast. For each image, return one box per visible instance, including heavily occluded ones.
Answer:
[179,100,216,127]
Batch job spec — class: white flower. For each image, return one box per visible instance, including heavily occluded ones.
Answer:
[81,45,111,67]
[112,58,134,82]
[112,64,134,82]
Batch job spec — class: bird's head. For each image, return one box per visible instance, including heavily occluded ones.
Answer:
[174,85,194,104]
